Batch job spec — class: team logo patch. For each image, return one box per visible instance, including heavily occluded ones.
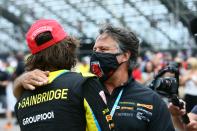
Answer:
[90,61,103,78]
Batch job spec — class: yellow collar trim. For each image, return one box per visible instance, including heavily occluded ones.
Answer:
[48,70,69,83]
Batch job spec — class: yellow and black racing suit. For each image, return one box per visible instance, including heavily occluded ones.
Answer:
[15,70,112,131]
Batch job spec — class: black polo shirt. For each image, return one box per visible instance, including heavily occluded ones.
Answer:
[104,78,175,131]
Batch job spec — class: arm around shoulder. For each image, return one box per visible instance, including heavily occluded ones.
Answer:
[13,69,49,99]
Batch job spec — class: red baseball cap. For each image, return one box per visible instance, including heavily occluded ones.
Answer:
[26,19,68,54]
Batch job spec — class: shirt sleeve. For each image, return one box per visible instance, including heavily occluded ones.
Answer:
[191,105,197,114]
[148,94,175,131]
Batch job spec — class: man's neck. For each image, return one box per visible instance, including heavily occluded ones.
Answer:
[104,64,129,94]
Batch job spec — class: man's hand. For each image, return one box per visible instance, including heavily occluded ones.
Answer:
[13,69,49,99]
[21,69,49,90]
[185,121,197,131]
[168,102,186,117]
[168,102,186,131]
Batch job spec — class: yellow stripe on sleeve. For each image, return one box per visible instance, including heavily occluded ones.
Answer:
[84,99,100,131]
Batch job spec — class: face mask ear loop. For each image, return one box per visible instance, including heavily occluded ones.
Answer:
[115,52,130,65]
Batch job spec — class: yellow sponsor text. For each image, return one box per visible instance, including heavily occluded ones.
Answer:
[18,89,68,109]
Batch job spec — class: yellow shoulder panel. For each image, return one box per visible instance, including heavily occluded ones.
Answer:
[81,72,96,77]
[48,70,69,84]
[84,99,100,131]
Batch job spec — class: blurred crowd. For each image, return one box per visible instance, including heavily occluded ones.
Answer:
[0,51,25,129]
[0,49,197,129]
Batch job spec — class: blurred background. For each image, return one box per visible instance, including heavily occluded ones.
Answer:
[0,0,197,130]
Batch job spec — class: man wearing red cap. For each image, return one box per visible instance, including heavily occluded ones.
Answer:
[14,19,113,131]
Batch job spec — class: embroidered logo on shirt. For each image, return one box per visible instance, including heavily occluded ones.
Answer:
[137,103,153,110]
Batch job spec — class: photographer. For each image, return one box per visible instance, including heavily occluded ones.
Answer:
[150,62,197,131]
[147,62,193,130]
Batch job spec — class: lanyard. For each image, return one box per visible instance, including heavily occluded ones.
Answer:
[110,88,124,117]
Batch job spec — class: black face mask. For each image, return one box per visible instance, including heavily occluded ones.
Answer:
[90,52,121,82]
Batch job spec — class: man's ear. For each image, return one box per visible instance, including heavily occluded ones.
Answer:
[122,51,131,62]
